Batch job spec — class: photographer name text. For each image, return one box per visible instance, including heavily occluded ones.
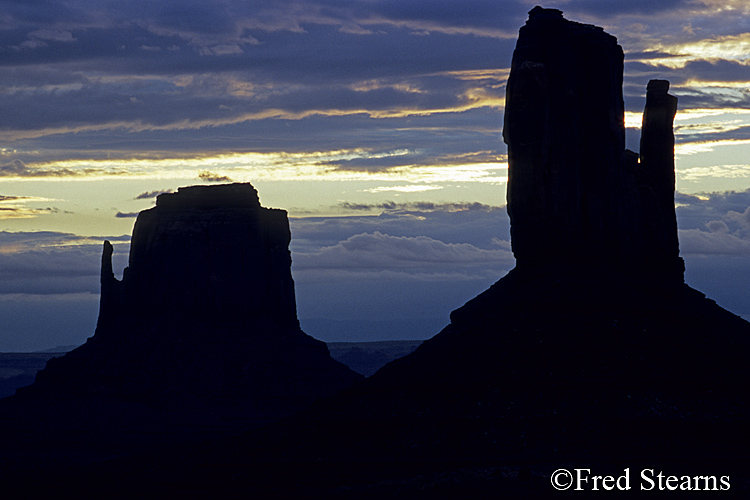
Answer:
[550,468,730,492]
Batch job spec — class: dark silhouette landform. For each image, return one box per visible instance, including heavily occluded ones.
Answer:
[0,340,420,398]
[0,183,362,467]
[0,353,59,399]
[3,6,750,498]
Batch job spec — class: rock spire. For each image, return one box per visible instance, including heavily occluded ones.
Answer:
[503,7,684,283]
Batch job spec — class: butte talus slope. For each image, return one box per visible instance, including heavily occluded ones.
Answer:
[0,183,362,467]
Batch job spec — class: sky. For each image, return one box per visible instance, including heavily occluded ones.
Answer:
[2,1,750,351]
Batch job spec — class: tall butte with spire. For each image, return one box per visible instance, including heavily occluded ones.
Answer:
[0,183,362,464]
[503,6,684,283]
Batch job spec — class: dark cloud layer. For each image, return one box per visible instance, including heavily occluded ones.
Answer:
[0,232,129,296]
[676,189,750,255]
[0,159,79,177]
[135,190,173,200]
[198,171,233,182]
[0,0,744,171]
[554,0,698,17]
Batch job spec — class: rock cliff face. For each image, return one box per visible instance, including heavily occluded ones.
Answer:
[2,183,361,461]
[98,184,298,334]
[503,6,684,283]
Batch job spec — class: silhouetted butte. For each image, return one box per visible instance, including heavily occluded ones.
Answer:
[0,183,362,469]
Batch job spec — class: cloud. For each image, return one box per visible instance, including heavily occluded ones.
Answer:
[0,193,57,219]
[678,164,750,184]
[25,29,77,44]
[706,219,730,233]
[360,0,520,35]
[679,229,750,254]
[676,189,750,228]
[198,171,233,182]
[0,0,82,27]
[115,211,139,218]
[0,0,511,162]
[725,206,750,232]
[0,159,79,178]
[0,1,499,179]
[681,59,750,83]
[0,195,31,203]
[292,231,513,272]
[0,1,747,225]
[135,190,173,199]
[0,232,129,296]
[0,207,50,220]
[0,160,29,176]
[290,205,510,253]
[675,189,750,255]
[337,201,499,212]
[291,187,750,264]
[364,185,443,193]
[290,203,513,277]
[0,68,505,142]
[324,149,424,172]
[546,0,729,19]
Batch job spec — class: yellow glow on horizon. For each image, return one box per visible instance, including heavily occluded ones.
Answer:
[676,142,721,156]
[0,196,56,220]
[625,112,643,129]
[17,150,508,186]
[675,108,750,120]
[366,90,503,118]
[678,163,750,181]
[627,108,750,131]
[672,33,750,61]
[365,185,444,193]
[676,138,750,157]
[436,68,510,82]
[640,32,750,69]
